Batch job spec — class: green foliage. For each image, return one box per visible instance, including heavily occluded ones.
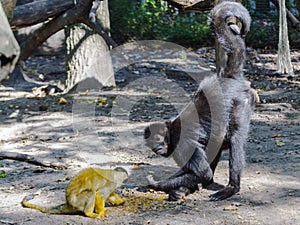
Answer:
[109,0,212,47]
[0,164,6,178]
[246,21,277,47]
[109,1,299,48]
[0,173,7,178]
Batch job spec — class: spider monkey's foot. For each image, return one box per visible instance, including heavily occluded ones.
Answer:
[201,167,213,184]
[202,181,225,191]
[168,187,191,201]
[209,185,239,201]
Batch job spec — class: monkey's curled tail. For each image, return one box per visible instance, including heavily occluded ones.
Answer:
[209,1,251,79]
[209,1,251,53]
[22,194,76,214]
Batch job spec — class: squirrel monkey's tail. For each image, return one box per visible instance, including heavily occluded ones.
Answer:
[21,194,75,214]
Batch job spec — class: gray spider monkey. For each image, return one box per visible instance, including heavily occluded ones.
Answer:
[144,2,256,201]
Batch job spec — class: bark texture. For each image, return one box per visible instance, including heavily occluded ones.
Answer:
[277,0,294,75]
[65,0,114,92]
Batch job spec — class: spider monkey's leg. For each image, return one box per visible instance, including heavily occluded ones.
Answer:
[210,130,246,201]
[202,150,224,190]
[149,172,201,192]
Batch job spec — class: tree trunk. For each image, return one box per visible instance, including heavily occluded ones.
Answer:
[0,0,17,22]
[65,0,115,92]
[0,2,20,82]
[277,0,294,75]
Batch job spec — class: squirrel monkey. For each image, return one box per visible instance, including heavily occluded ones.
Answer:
[22,167,128,219]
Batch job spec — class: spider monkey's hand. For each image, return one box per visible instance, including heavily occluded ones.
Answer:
[146,175,158,189]
[168,187,191,201]
[209,185,239,201]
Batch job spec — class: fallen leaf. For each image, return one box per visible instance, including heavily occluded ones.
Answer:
[224,204,238,211]
[132,163,143,169]
[271,134,282,138]
[0,172,7,178]
[59,97,67,105]
[33,168,46,173]
[275,140,285,146]
[271,126,283,131]
[98,97,107,104]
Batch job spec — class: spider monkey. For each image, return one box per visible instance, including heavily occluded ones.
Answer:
[144,1,256,201]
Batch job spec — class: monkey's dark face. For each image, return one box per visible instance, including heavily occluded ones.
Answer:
[144,122,169,157]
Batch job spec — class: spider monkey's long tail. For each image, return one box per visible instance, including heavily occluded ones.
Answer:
[209,1,251,79]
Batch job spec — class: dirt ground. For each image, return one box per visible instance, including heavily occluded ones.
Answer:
[0,45,299,225]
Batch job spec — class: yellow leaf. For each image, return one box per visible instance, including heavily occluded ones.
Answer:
[59,97,67,105]
[275,140,285,146]
[223,204,238,211]
[98,98,107,104]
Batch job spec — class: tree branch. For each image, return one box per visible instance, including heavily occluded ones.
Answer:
[0,152,68,169]
[271,0,300,32]
[83,19,118,48]
[18,0,119,61]
[12,0,74,28]
[19,0,93,61]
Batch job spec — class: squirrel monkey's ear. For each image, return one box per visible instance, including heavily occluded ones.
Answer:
[114,167,128,176]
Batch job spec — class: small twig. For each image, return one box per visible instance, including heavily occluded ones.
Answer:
[19,60,44,80]
[0,152,68,170]
[0,219,15,225]
[19,0,95,61]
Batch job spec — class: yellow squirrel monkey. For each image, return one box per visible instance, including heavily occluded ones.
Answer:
[22,167,128,219]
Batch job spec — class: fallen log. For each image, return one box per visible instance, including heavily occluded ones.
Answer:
[12,0,74,28]
[0,152,68,170]
[166,0,215,11]
[18,0,118,61]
